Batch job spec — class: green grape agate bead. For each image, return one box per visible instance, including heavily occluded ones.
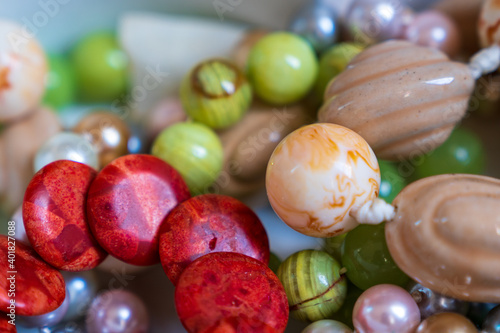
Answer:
[277,250,347,322]
[180,59,252,129]
[341,223,409,290]
[151,122,223,195]
[323,233,347,263]
[413,127,486,179]
[378,160,406,203]
[247,32,318,105]
[72,32,128,102]
[43,55,76,110]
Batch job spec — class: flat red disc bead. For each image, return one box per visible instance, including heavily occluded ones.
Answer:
[159,194,269,285]
[175,252,289,333]
[0,235,66,316]
[23,160,107,271]
[87,154,190,266]
[0,312,16,332]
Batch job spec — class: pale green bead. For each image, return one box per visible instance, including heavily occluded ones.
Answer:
[151,122,223,195]
[247,32,318,105]
[302,320,353,333]
[277,250,347,322]
[181,59,252,129]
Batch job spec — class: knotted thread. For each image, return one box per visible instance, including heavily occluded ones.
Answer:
[351,198,396,225]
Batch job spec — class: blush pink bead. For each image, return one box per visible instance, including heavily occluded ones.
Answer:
[405,10,461,58]
[353,284,421,333]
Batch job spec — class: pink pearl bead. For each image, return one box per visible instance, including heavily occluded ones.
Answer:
[353,284,421,333]
[404,10,461,58]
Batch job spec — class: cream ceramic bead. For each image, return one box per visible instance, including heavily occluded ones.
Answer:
[266,123,380,238]
[0,20,47,124]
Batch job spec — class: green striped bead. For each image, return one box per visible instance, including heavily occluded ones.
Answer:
[151,122,223,195]
[277,250,347,322]
[180,59,252,129]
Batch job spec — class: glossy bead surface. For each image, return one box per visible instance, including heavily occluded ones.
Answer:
[344,0,413,44]
[0,20,47,123]
[73,111,131,167]
[18,287,70,328]
[353,284,420,333]
[404,10,461,58]
[71,32,128,102]
[266,123,380,237]
[288,0,339,53]
[34,132,99,172]
[23,160,107,271]
[378,160,406,203]
[0,235,65,316]
[341,223,409,290]
[277,250,347,322]
[387,174,500,302]
[43,54,76,110]
[217,102,311,197]
[247,32,318,105]
[62,271,99,322]
[302,320,353,333]
[483,305,500,333]
[0,107,61,215]
[87,154,190,266]
[175,252,289,333]
[159,194,269,285]
[86,290,149,333]
[407,281,469,319]
[413,127,485,179]
[416,312,477,333]
[152,122,223,195]
[319,40,475,160]
[479,0,500,47]
[314,43,363,102]
[180,59,252,129]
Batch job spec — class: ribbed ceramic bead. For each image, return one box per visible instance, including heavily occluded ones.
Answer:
[479,0,500,47]
[318,40,475,160]
[386,174,500,302]
[180,59,252,129]
[277,250,347,322]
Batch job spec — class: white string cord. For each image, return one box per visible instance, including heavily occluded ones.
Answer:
[351,198,396,225]
[469,44,500,79]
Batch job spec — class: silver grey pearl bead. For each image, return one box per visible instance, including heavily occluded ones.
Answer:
[62,271,99,322]
[288,0,338,53]
[407,281,469,320]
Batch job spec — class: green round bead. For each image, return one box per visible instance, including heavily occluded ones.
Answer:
[277,250,347,322]
[247,32,318,105]
[180,59,252,129]
[71,32,128,102]
[43,55,76,110]
[268,252,282,274]
[151,122,223,195]
[302,319,353,333]
[341,223,409,290]
[323,233,347,263]
[412,127,486,179]
[314,43,364,101]
[378,160,406,203]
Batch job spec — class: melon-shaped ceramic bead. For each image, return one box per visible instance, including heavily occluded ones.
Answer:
[23,160,107,271]
[0,235,65,316]
[386,174,500,302]
[318,40,475,161]
[0,20,47,124]
[87,154,191,266]
[266,123,380,237]
[479,0,500,48]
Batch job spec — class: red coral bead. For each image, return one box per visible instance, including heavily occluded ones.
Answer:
[0,235,66,316]
[87,154,190,266]
[159,194,270,285]
[175,252,289,333]
[0,312,16,332]
[23,160,107,271]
